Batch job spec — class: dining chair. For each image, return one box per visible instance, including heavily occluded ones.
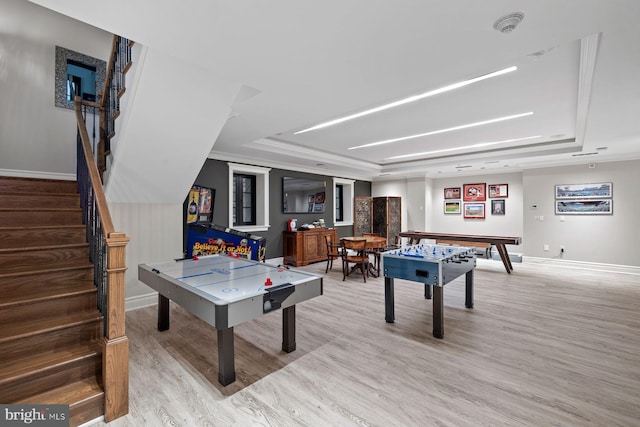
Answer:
[340,238,369,282]
[325,234,343,273]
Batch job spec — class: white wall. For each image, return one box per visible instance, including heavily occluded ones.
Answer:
[109,203,183,310]
[0,0,112,176]
[523,160,640,266]
[373,161,640,267]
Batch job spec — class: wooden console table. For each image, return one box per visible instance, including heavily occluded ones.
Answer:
[399,231,522,274]
[283,228,338,267]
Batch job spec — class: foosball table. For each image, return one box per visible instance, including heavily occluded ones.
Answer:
[382,243,477,338]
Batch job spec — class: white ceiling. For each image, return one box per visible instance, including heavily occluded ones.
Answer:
[30,0,640,181]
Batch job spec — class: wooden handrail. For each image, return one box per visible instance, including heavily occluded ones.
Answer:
[74,98,115,234]
[75,96,129,421]
[101,35,120,103]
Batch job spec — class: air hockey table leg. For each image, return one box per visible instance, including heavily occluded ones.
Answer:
[385,277,395,323]
[282,305,296,352]
[217,327,236,386]
[158,294,170,331]
[432,285,444,339]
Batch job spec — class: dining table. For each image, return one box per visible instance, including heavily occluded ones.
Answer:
[340,235,388,277]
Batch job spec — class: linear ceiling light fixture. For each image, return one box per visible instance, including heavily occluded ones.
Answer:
[384,135,541,160]
[349,112,534,150]
[293,66,518,135]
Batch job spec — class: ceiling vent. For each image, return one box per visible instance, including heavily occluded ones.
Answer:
[493,12,525,33]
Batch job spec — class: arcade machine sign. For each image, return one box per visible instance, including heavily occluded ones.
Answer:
[186,224,266,261]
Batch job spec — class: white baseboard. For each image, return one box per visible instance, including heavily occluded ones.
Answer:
[523,256,640,275]
[125,293,158,312]
[0,168,75,180]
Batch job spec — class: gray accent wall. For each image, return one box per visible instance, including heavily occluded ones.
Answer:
[188,159,371,260]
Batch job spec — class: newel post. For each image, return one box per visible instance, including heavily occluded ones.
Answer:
[102,231,130,421]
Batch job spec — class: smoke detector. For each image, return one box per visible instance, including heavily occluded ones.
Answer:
[493,12,525,33]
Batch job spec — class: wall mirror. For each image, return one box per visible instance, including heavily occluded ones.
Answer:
[55,46,106,110]
[282,177,326,213]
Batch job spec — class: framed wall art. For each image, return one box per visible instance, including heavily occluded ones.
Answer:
[464,203,485,219]
[444,187,461,199]
[555,199,612,215]
[491,199,505,215]
[488,184,508,198]
[463,183,486,201]
[444,200,461,214]
[555,183,612,199]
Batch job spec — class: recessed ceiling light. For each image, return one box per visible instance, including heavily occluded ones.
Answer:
[294,66,517,134]
[385,135,540,160]
[355,113,534,151]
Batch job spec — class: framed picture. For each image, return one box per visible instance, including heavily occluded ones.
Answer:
[463,183,486,201]
[444,200,461,214]
[444,187,461,199]
[555,199,612,215]
[197,187,215,223]
[555,183,612,199]
[464,203,485,219]
[489,184,508,198]
[186,185,215,224]
[491,199,505,215]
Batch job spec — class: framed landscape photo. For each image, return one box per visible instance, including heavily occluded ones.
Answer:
[444,187,461,199]
[491,199,505,215]
[489,184,508,198]
[555,199,612,215]
[555,183,612,199]
[444,200,461,214]
[463,183,486,201]
[464,203,485,219]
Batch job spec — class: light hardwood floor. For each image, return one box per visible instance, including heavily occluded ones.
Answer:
[95,258,640,426]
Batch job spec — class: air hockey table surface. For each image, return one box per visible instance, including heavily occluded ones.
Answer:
[141,254,317,304]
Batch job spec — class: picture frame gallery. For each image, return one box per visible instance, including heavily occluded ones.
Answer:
[442,182,512,219]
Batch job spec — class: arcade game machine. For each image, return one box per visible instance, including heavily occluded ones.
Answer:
[186,185,266,261]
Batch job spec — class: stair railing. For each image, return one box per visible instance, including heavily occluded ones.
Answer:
[73,33,131,424]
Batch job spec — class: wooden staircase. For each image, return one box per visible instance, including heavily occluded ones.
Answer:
[0,176,105,426]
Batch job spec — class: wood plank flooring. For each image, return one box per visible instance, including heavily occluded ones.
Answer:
[94,258,640,426]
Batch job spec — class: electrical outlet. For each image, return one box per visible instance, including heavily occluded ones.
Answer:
[544,244,550,251]
[560,246,565,253]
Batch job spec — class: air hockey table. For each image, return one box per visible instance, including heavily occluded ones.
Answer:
[383,243,476,338]
[138,254,323,386]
